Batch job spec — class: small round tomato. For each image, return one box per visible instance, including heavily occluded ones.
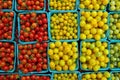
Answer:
[43,58,47,63]
[42,18,47,24]
[36,53,41,58]
[42,64,47,70]
[18,54,23,60]
[26,1,31,6]
[3,66,9,71]
[42,52,47,58]
[21,59,27,64]
[40,3,44,7]
[1,52,5,57]
[41,14,46,18]
[43,36,48,41]
[36,43,40,48]
[9,12,14,17]
[43,43,48,48]
[23,69,28,73]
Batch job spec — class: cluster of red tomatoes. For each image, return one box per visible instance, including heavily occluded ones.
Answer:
[19,12,48,42]
[0,42,15,71]
[0,0,12,9]
[21,75,50,80]
[18,42,48,73]
[17,0,44,10]
[0,11,14,40]
[0,74,19,80]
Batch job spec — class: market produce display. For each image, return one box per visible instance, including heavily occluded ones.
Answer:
[1,0,120,79]
[18,42,48,73]
[48,41,78,71]
[50,12,78,41]
[109,0,120,11]
[80,11,108,40]
[110,42,120,69]
[0,41,15,72]
[81,71,110,80]
[19,12,48,43]
[111,72,120,80]
[80,41,109,71]
[109,13,120,40]
[0,11,15,40]
[79,0,109,10]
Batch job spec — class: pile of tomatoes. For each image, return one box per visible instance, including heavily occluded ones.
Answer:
[0,74,19,80]
[0,42,15,71]
[19,12,48,42]
[18,42,48,73]
[0,0,13,10]
[17,0,44,10]
[0,11,14,40]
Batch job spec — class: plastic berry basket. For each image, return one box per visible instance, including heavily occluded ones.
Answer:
[79,10,109,41]
[51,71,81,80]
[0,10,16,41]
[17,11,49,44]
[48,0,78,11]
[48,41,79,72]
[110,71,120,80]
[108,1,120,12]
[1,0,14,11]
[48,11,80,42]
[80,71,111,80]
[111,70,120,80]
[0,40,16,73]
[78,0,107,11]
[108,12,120,42]
[15,0,46,12]
[17,42,49,74]
[20,74,51,80]
[80,40,110,71]
[109,40,120,71]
